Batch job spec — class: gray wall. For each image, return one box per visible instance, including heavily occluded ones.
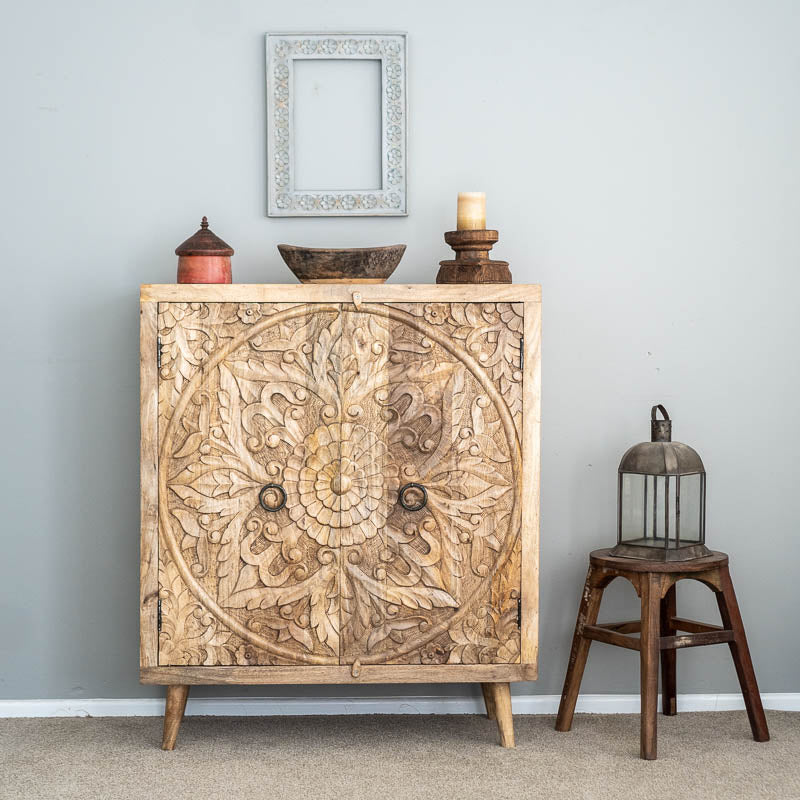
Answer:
[1,0,798,703]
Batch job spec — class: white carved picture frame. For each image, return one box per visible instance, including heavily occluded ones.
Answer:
[266,33,408,217]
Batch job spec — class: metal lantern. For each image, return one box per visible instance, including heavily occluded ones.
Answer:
[610,405,710,562]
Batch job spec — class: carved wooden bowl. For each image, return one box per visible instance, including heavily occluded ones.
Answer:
[278,244,406,283]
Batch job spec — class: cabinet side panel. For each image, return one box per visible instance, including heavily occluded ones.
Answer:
[521,300,541,671]
[140,301,159,668]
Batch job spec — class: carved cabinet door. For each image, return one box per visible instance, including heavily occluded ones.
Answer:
[156,300,523,669]
[338,302,523,667]
[157,301,347,667]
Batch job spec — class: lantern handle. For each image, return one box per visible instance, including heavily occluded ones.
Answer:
[651,404,670,422]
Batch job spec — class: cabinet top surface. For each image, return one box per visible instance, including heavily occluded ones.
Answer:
[140,283,541,303]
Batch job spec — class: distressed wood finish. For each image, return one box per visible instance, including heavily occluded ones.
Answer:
[555,549,769,760]
[437,230,511,284]
[716,565,770,743]
[554,565,606,732]
[660,583,677,715]
[639,572,661,759]
[277,244,406,283]
[141,285,540,748]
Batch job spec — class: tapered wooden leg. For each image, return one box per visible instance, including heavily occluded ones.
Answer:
[489,683,515,748]
[161,685,190,751]
[640,574,661,760]
[660,582,677,716]
[715,566,769,742]
[555,566,605,732]
[481,683,496,720]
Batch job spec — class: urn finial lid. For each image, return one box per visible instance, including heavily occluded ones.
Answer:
[175,216,234,256]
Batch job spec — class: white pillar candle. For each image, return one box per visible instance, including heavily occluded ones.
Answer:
[456,192,486,230]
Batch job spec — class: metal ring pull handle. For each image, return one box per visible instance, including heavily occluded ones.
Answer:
[398,483,427,512]
[259,483,287,512]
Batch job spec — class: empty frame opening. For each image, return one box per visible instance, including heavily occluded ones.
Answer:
[292,59,382,191]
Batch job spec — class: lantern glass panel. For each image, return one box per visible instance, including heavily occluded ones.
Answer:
[647,475,677,544]
[678,473,703,543]
[620,473,705,550]
[620,473,682,548]
[620,473,646,542]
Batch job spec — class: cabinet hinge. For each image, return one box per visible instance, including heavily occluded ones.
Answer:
[519,336,524,371]
[517,596,522,629]
[156,336,162,369]
[157,598,162,632]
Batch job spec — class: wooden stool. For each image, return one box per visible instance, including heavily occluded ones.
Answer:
[555,549,769,760]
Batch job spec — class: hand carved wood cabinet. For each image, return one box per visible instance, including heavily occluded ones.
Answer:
[140,284,541,749]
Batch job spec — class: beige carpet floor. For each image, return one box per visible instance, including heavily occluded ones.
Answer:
[1,711,798,800]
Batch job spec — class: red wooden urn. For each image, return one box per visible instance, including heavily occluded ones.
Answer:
[175,216,234,284]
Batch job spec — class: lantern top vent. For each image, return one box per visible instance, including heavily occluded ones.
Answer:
[618,405,705,476]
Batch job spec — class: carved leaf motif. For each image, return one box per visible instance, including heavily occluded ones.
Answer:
[428,484,510,517]
[420,366,467,478]
[217,365,270,481]
[173,431,203,459]
[158,551,247,666]
[388,358,456,387]
[367,618,422,652]
[263,616,315,652]
[340,568,372,644]
[428,506,464,603]
[232,563,259,594]
[216,510,250,603]
[309,572,339,654]
[172,508,201,540]
[225,565,332,610]
[346,564,458,611]
[312,313,343,389]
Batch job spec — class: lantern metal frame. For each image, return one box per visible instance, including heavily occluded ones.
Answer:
[610,405,711,562]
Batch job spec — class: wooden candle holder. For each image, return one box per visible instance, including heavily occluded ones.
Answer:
[436,229,512,284]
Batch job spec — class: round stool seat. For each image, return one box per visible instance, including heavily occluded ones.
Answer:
[590,548,728,573]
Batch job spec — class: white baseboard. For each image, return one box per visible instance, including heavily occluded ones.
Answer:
[1,693,798,718]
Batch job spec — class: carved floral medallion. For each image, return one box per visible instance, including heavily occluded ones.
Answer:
[284,422,399,547]
[157,302,523,667]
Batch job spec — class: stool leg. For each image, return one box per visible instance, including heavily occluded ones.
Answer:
[640,573,661,760]
[715,566,770,742]
[555,566,605,732]
[660,582,677,716]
